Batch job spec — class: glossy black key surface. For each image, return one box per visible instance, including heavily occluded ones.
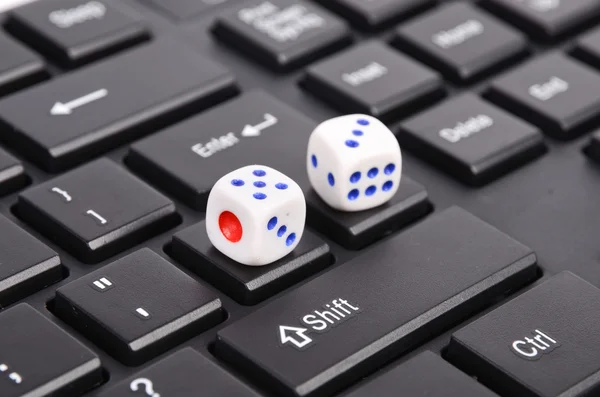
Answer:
[145,0,241,20]
[485,53,600,140]
[483,0,600,39]
[448,272,600,397]
[0,304,102,397]
[98,348,259,397]
[301,41,443,120]
[346,351,499,397]
[0,146,26,195]
[0,215,61,307]
[306,176,430,249]
[212,0,352,71]
[313,0,434,29]
[17,159,177,263]
[215,207,538,397]
[394,3,528,82]
[399,94,545,185]
[128,91,315,209]
[0,39,238,171]
[55,249,223,365]
[0,32,46,97]
[171,221,332,305]
[6,0,150,66]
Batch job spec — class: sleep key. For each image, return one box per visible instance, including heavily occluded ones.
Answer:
[448,272,600,397]
[215,207,538,397]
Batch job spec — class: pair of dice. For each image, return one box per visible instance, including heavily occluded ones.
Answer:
[206,115,402,266]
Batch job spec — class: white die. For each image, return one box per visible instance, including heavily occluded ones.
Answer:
[307,114,402,212]
[206,165,306,266]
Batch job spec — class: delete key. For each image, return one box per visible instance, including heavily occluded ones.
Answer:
[448,272,600,397]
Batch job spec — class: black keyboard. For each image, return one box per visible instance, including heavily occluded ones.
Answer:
[3,0,600,396]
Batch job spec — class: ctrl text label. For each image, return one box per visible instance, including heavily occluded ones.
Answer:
[510,329,559,360]
[278,298,360,351]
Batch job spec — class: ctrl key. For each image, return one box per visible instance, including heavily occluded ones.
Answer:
[448,272,600,397]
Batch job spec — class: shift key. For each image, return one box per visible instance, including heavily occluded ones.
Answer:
[215,207,538,397]
[0,39,238,171]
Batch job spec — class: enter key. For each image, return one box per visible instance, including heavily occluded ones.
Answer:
[448,272,600,397]
[215,207,538,397]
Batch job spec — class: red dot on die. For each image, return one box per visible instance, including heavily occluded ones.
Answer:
[219,211,243,243]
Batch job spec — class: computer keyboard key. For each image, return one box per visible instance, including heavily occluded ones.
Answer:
[0,304,102,397]
[573,25,600,69]
[394,3,528,83]
[448,272,600,397]
[0,32,46,97]
[212,0,352,71]
[301,41,444,120]
[128,91,315,210]
[98,348,259,397]
[399,94,545,185]
[146,0,240,20]
[0,39,238,171]
[7,0,150,67]
[313,0,434,29]
[17,159,177,263]
[0,146,27,195]
[55,248,223,365]
[0,215,61,307]
[346,351,499,397]
[306,176,430,249]
[485,53,600,140]
[215,207,538,397]
[171,221,331,304]
[584,130,600,163]
[483,0,600,39]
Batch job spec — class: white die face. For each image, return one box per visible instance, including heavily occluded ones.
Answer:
[206,165,306,266]
[307,114,402,212]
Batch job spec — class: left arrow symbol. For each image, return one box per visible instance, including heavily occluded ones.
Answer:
[50,88,108,116]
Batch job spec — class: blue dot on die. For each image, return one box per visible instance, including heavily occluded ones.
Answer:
[276,183,288,190]
[231,179,245,186]
[368,168,379,178]
[286,233,297,247]
[267,217,278,230]
[384,163,396,175]
[254,181,266,188]
[311,155,318,168]
[352,130,364,136]
[383,181,394,192]
[348,189,359,201]
[365,186,376,196]
[328,173,335,186]
[253,169,266,177]
[346,140,360,148]
[350,172,361,183]
[253,192,267,200]
[277,225,287,237]
[357,119,370,126]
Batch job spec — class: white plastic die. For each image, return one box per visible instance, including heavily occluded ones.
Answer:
[307,114,402,212]
[206,165,306,266]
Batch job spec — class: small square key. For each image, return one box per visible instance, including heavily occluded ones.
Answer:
[485,53,600,139]
[0,215,62,307]
[399,94,546,185]
[312,0,434,30]
[483,0,600,39]
[0,32,46,97]
[98,348,260,397]
[0,304,102,397]
[301,41,444,120]
[17,158,177,263]
[448,272,600,397]
[6,0,150,67]
[346,352,499,397]
[212,0,352,71]
[171,221,332,304]
[55,249,223,365]
[394,3,528,83]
